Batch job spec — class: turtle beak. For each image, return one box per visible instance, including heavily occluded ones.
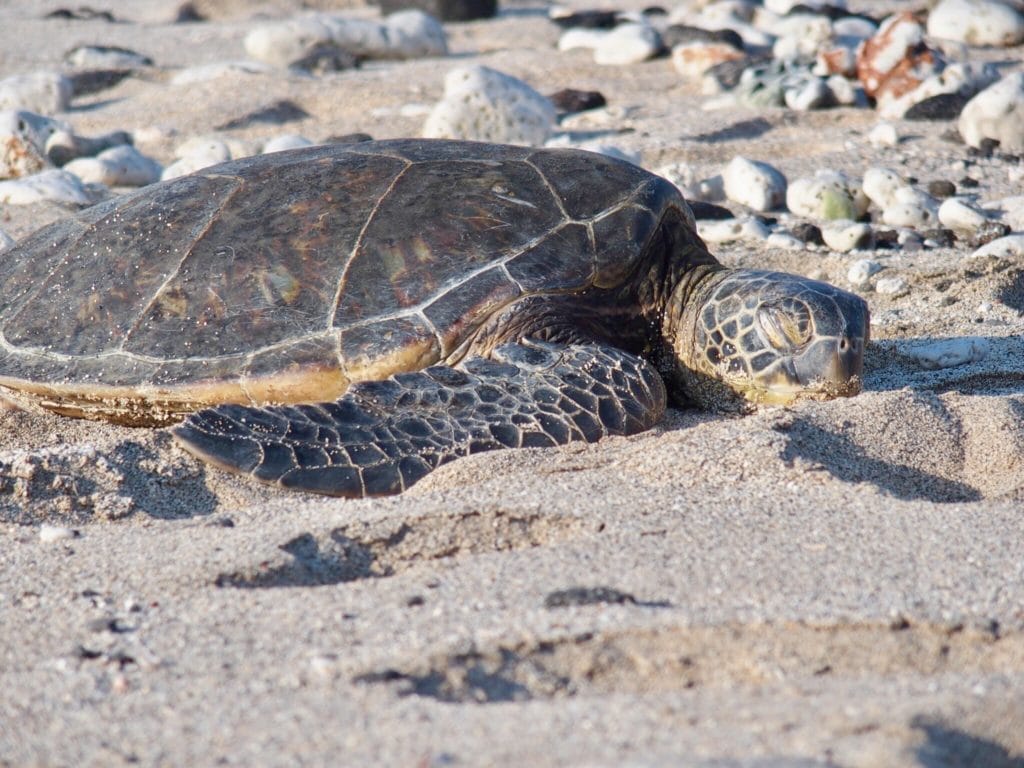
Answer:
[793,333,866,397]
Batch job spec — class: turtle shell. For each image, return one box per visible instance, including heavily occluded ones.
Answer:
[0,139,693,424]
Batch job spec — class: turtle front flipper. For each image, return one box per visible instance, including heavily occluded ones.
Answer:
[171,342,667,497]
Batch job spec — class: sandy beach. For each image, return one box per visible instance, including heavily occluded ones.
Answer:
[1,0,1024,764]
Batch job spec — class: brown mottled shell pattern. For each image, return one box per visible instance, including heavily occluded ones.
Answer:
[0,139,686,424]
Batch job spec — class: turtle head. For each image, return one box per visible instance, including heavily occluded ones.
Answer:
[670,269,869,409]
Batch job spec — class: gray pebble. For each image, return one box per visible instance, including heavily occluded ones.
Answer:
[847,258,881,289]
[0,168,91,205]
[906,337,990,370]
[64,45,153,69]
[0,71,72,114]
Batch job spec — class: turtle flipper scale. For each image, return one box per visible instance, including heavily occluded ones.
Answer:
[171,342,667,497]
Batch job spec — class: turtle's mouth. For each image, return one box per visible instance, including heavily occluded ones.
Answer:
[738,374,864,406]
[733,332,866,405]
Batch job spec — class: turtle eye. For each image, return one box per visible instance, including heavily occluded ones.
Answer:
[756,300,811,351]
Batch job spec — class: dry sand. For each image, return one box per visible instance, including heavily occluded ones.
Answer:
[2,0,1024,765]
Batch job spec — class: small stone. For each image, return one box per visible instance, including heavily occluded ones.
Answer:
[967,220,1010,248]
[662,24,744,51]
[822,220,874,252]
[856,13,940,109]
[0,169,91,205]
[217,100,311,131]
[703,54,772,92]
[558,27,608,52]
[376,0,496,22]
[548,88,606,114]
[790,221,824,245]
[787,170,868,221]
[549,8,619,29]
[927,0,1024,47]
[66,69,133,98]
[874,229,900,249]
[875,275,909,296]
[906,337,990,370]
[903,92,969,121]
[64,45,153,70]
[687,201,734,220]
[697,216,771,244]
[937,197,988,232]
[0,109,67,179]
[64,145,162,186]
[593,23,662,65]
[244,11,446,67]
[921,228,956,248]
[45,7,117,21]
[733,62,787,108]
[926,180,956,199]
[262,134,314,153]
[672,42,745,80]
[544,586,638,608]
[39,524,79,543]
[862,166,907,208]
[44,128,133,166]
[784,77,836,111]
[175,3,204,22]
[423,65,555,146]
[847,258,882,289]
[868,122,898,147]
[766,232,806,250]
[882,188,939,228]
[161,137,231,180]
[970,232,1022,258]
[772,14,833,61]
[723,155,787,211]
[384,10,449,58]
[0,71,72,114]
[958,72,1024,154]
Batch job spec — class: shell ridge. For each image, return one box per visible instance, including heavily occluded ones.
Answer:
[524,156,571,222]
[499,263,526,294]
[119,176,246,352]
[327,159,412,331]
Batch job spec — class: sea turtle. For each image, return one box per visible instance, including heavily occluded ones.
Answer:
[0,139,868,497]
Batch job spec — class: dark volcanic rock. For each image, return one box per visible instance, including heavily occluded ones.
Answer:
[378,0,497,21]
[549,88,607,114]
[661,24,744,51]
[550,9,620,28]
[926,180,957,199]
[688,201,735,220]
[790,221,824,246]
[904,92,969,121]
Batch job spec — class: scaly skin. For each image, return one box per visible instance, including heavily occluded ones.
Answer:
[174,341,666,497]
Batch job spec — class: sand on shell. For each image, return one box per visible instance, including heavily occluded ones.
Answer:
[2,0,1024,765]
